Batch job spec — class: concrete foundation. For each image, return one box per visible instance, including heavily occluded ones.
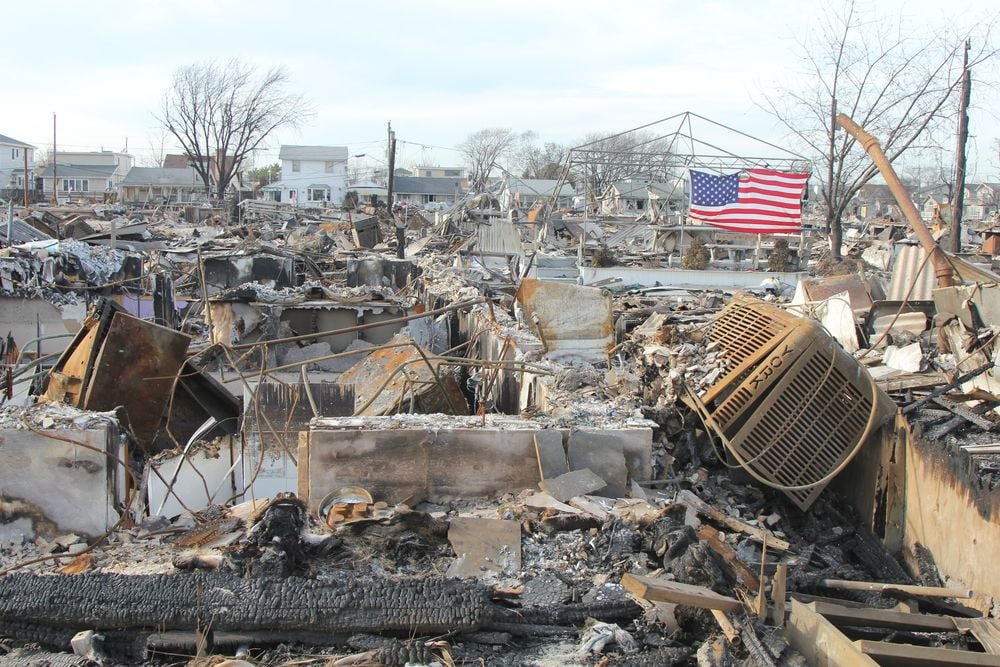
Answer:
[299,416,653,515]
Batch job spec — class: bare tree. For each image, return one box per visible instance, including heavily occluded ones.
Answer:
[156,60,312,199]
[517,141,568,180]
[459,128,533,191]
[139,129,172,168]
[571,130,676,203]
[760,0,997,258]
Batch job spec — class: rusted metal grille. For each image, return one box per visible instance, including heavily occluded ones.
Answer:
[703,299,893,510]
[703,298,801,405]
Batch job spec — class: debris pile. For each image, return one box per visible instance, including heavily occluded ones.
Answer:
[2,189,1000,667]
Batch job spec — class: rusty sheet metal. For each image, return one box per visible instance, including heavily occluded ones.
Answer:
[800,274,877,313]
[83,312,190,447]
[516,278,613,364]
[337,333,469,417]
[887,245,937,301]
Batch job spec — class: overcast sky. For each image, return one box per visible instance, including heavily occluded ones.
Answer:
[6,0,999,181]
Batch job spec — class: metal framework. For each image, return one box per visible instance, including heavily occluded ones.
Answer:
[542,111,811,220]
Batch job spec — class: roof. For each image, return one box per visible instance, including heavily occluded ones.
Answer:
[0,133,35,149]
[393,175,464,196]
[278,145,349,162]
[122,167,202,187]
[162,154,192,169]
[505,178,575,197]
[611,181,679,200]
[39,164,117,179]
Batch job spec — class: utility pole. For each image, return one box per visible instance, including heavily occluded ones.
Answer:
[51,113,58,205]
[950,39,971,254]
[23,145,29,209]
[387,122,403,259]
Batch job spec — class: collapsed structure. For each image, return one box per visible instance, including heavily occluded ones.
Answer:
[3,121,1000,667]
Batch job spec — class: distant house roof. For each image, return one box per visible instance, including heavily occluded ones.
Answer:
[0,133,35,149]
[39,164,117,179]
[393,176,463,196]
[505,178,575,197]
[122,167,202,187]
[278,145,349,162]
[611,181,679,200]
[162,154,192,169]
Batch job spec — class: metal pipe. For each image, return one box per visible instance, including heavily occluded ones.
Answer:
[230,298,485,351]
[835,113,955,287]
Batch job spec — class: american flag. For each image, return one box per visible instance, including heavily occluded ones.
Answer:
[688,168,810,234]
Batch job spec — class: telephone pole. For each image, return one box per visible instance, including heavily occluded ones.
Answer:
[51,113,58,205]
[386,122,403,259]
[950,39,971,254]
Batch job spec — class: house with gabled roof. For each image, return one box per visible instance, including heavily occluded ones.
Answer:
[0,133,36,192]
[391,175,464,209]
[262,145,348,206]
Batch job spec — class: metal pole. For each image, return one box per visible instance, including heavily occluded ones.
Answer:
[52,113,57,205]
[23,146,29,209]
[836,113,954,287]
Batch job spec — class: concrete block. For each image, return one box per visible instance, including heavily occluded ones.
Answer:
[0,425,122,538]
[539,468,607,502]
[568,430,629,497]
[533,430,568,480]
[447,517,521,578]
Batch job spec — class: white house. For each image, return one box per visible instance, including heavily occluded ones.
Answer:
[0,133,36,191]
[39,150,133,201]
[265,145,349,206]
[500,177,575,211]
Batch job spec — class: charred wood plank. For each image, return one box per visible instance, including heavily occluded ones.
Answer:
[0,572,489,636]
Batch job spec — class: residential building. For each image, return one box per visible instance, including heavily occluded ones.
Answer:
[0,133,36,191]
[392,175,464,209]
[602,180,683,214]
[264,145,348,206]
[39,150,133,201]
[964,183,1000,221]
[120,167,204,204]
[851,183,904,221]
[499,177,575,211]
[410,165,467,181]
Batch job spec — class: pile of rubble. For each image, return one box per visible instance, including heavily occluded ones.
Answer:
[2,195,1000,667]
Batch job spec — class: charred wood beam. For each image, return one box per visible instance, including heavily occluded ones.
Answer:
[0,572,490,636]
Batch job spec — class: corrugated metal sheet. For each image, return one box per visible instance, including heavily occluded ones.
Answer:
[3,217,54,245]
[463,218,524,255]
[887,244,936,301]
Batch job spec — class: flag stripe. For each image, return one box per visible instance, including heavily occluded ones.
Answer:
[688,167,809,234]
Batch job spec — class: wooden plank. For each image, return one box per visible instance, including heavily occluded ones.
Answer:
[696,525,760,591]
[931,397,997,431]
[857,640,1000,666]
[955,618,1000,655]
[771,563,787,627]
[677,490,791,551]
[819,579,973,599]
[785,599,879,667]
[811,601,957,632]
[620,573,741,612]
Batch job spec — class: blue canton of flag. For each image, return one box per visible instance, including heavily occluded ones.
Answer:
[690,170,739,206]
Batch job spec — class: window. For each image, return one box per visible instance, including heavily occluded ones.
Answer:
[11,148,20,160]
[325,161,335,174]
[424,170,432,177]
[292,161,301,172]
[61,179,89,192]
[445,170,460,177]
[309,187,329,201]
[16,176,23,187]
